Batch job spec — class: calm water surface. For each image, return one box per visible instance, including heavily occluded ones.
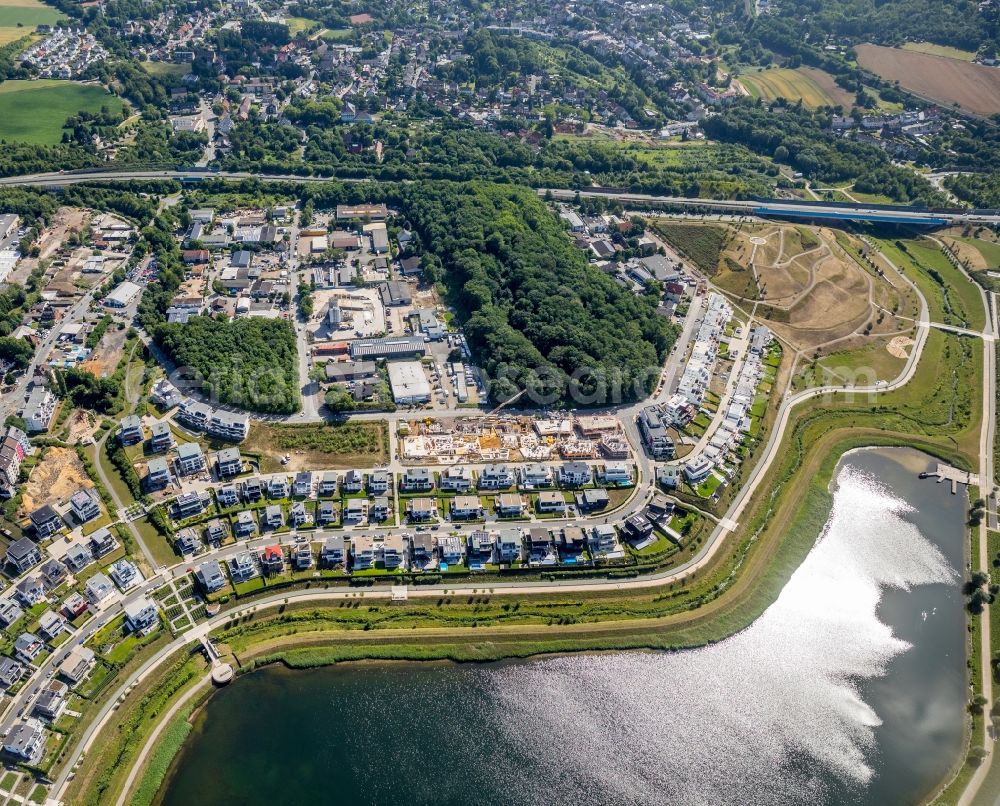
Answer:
[158,448,967,806]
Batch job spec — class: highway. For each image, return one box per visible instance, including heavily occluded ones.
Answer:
[0,168,996,226]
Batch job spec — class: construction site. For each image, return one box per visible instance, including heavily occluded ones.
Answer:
[398,414,632,465]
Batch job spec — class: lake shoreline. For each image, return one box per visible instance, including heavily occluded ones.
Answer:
[152,447,969,806]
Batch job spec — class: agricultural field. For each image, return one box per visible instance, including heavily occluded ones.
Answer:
[737,67,854,109]
[0,0,60,45]
[0,80,127,145]
[855,44,1000,117]
[900,41,976,62]
[651,220,729,273]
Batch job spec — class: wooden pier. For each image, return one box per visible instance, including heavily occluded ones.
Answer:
[919,463,980,494]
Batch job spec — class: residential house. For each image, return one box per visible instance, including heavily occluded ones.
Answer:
[293,542,313,570]
[410,533,434,568]
[369,496,390,522]
[268,476,289,499]
[316,500,337,525]
[351,535,375,569]
[521,464,552,488]
[29,505,62,539]
[440,466,473,492]
[407,497,437,521]
[556,526,587,559]
[14,632,44,665]
[176,398,212,431]
[496,528,524,563]
[22,386,56,432]
[320,535,346,567]
[263,505,283,530]
[70,488,101,523]
[0,598,22,628]
[208,411,250,442]
[117,415,144,446]
[216,447,242,477]
[34,680,68,721]
[450,495,483,519]
[176,442,206,476]
[479,463,516,490]
[622,513,654,545]
[205,518,227,545]
[14,576,45,608]
[381,534,406,569]
[149,421,174,452]
[495,493,525,517]
[638,406,676,459]
[343,498,366,523]
[146,457,171,490]
[175,527,200,555]
[525,527,556,564]
[289,501,309,527]
[89,527,118,559]
[173,491,205,519]
[109,558,142,591]
[589,524,620,556]
[63,541,94,573]
[293,471,313,497]
[228,552,258,583]
[37,611,66,642]
[6,538,41,573]
[558,462,592,487]
[599,462,633,485]
[60,592,88,620]
[0,657,24,689]
[368,470,389,494]
[241,477,264,502]
[196,559,226,593]
[58,646,96,687]
[216,484,239,508]
[3,718,45,764]
[318,471,338,495]
[342,469,364,493]
[467,530,494,565]
[577,488,610,512]
[124,596,159,634]
[260,545,284,575]
[536,491,567,514]
[401,468,434,492]
[437,536,464,566]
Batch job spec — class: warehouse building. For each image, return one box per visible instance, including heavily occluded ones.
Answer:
[387,361,431,404]
[349,336,426,361]
[104,281,142,309]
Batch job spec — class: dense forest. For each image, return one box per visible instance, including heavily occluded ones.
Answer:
[401,182,677,406]
[766,0,997,53]
[702,101,947,205]
[154,316,300,414]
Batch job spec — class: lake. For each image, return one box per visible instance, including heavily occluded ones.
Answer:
[157,448,968,806]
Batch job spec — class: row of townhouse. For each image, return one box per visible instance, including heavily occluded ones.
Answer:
[0,425,31,499]
[402,461,631,492]
[176,398,250,442]
[193,525,625,592]
[676,292,733,409]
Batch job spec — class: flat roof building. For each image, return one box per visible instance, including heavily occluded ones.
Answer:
[387,361,431,404]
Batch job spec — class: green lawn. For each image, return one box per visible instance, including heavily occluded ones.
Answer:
[140,61,189,78]
[876,237,986,332]
[0,80,127,145]
[955,236,1000,269]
